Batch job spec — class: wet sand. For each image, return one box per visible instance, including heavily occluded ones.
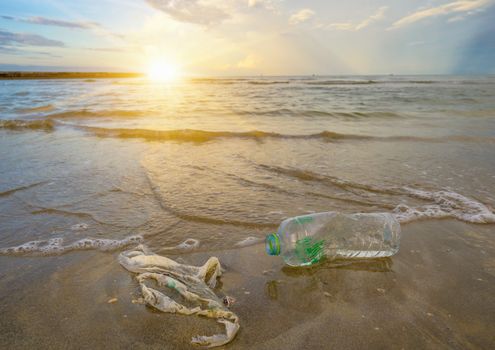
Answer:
[0,219,494,349]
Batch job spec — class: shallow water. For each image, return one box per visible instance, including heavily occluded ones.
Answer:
[0,75,494,348]
[1,75,494,255]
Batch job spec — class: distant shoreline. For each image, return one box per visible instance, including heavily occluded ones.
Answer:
[0,72,144,80]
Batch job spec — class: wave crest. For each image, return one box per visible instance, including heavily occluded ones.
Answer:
[0,235,143,256]
[17,104,54,113]
[47,109,148,119]
[393,189,495,224]
[0,119,54,131]
[79,126,495,144]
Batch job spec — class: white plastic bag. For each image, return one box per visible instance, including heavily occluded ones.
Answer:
[119,245,239,347]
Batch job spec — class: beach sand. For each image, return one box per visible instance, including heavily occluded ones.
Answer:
[0,219,494,349]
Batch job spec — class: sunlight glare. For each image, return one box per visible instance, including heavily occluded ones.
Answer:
[147,60,181,82]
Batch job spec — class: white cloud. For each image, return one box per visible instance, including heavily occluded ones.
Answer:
[1,15,99,29]
[326,22,354,31]
[1,15,126,43]
[355,6,388,30]
[390,0,492,29]
[289,8,315,25]
[327,6,388,31]
[145,0,229,26]
[0,29,65,47]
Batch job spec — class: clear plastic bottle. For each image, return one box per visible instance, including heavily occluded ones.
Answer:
[265,212,400,266]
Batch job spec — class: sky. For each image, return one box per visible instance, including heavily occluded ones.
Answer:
[0,0,494,75]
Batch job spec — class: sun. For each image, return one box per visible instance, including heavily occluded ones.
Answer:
[147,60,181,82]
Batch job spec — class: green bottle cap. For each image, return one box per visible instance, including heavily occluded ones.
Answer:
[265,233,280,256]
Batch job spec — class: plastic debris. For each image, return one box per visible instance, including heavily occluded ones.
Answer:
[119,245,239,347]
[223,296,236,307]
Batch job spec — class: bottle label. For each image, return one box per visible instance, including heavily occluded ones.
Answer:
[295,237,324,265]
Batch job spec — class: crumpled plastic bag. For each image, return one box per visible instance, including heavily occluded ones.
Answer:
[119,245,239,347]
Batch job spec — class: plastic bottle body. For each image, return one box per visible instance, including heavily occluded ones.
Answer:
[267,212,400,267]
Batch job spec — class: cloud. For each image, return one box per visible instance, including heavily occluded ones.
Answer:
[247,0,265,7]
[1,15,100,29]
[0,29,64,58]
[0,30,65,47]
[1,15,125,44]
[289,8,315,25]
[247,0,280,11]
[24,16,98,29]
[390,0,492,29]
[0,45,61,58]
[326,6,388,31]
[145,0,229,26]
[0,46,20,54]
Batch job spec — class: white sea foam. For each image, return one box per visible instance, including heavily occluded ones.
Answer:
[0,235,143,256]
[70,223,88,231]
[393,188,495,224]
[175,238,200,250]
[161,238,201,251]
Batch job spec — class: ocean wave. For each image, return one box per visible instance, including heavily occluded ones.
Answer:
[0,181,48,197]
[78,126,495,144]
[247,80,290,85]
[189,78,246,84]
[17,104,54,113]
[257,164,495,225]
[46,109,148,119]
[3,120,494,145]
[393,188,495,224]
[381,80,437,84]
[188,78,295,85]
[303,80,376,85]
[256,164,401,195]
[332,111,402,119]
[183,78,444,85]
[80,126,383,142]
[0,235,143,256]
[83,127,284,142]
[233,109,403,119]
[0,119,54,131]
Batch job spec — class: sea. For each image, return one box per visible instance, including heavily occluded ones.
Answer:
[0,75,494,255]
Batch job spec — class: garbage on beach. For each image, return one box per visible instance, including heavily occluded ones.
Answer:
[118,245,239,347]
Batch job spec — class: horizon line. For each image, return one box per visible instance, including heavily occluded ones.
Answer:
[1,71,494,80]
